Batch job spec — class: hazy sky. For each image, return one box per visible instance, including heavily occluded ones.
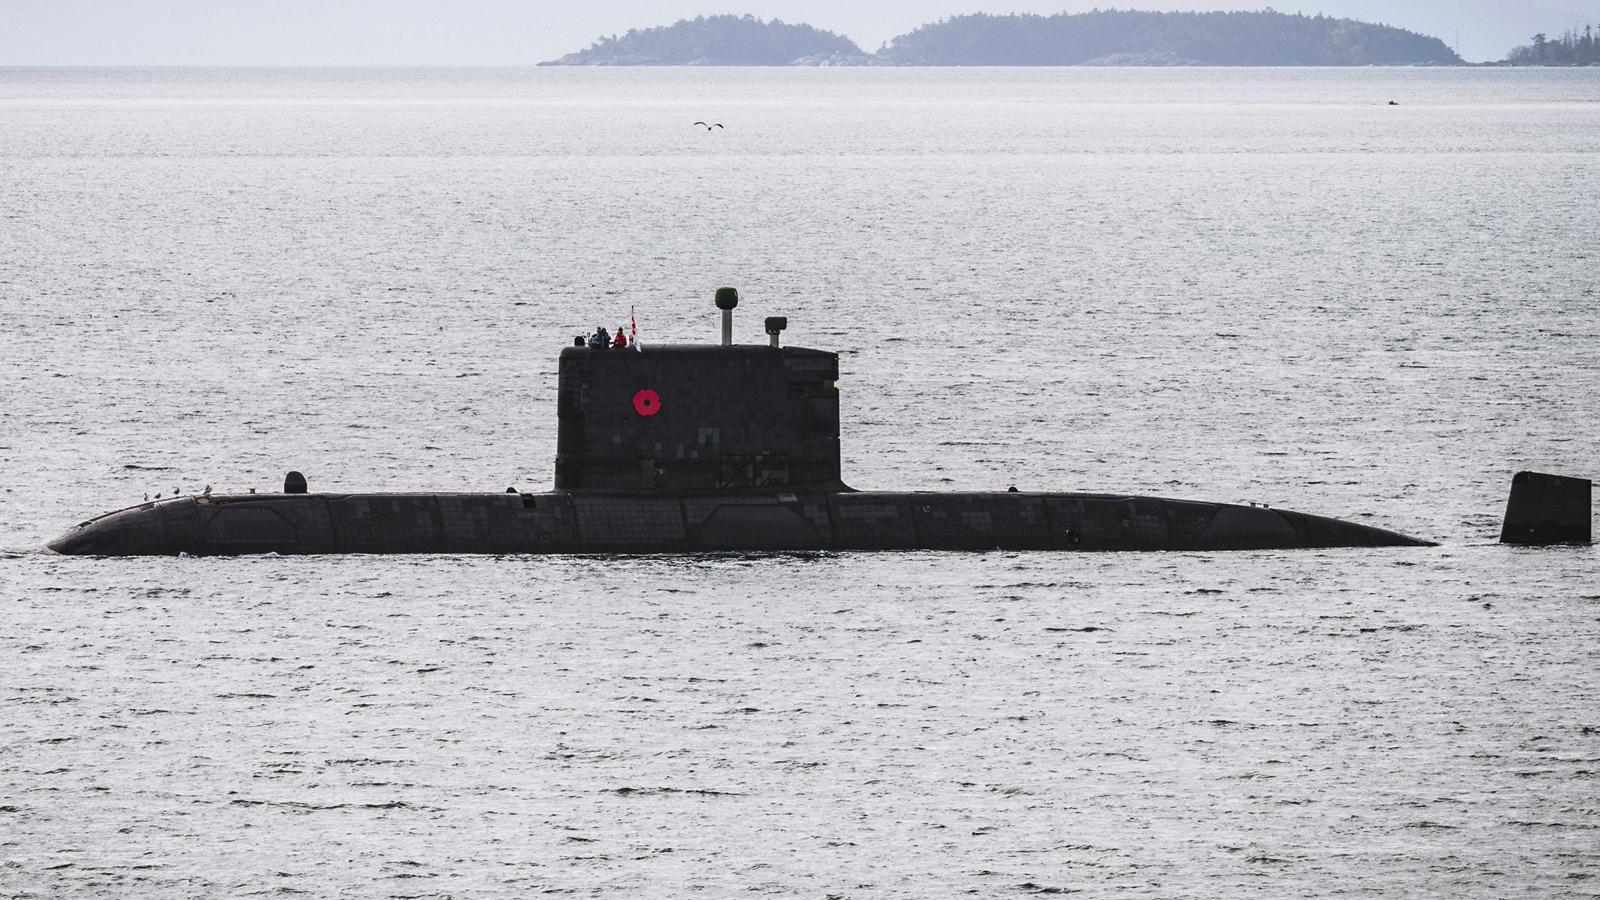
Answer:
[1,0,1593,66]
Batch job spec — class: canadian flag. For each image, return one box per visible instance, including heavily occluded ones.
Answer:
[631,306,640,351]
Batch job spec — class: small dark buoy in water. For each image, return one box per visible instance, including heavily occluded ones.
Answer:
[1388,100,1399,106]
[1500,471,1590,544]
[1008,486,1019,493]
[284,471,308,494]
[505,487,517,493]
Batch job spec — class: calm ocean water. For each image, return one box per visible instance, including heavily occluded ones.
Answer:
[2,67,1598,898]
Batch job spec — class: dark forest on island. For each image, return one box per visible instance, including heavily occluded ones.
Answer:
[1506,26,1600,66]
[540,10,1463,66]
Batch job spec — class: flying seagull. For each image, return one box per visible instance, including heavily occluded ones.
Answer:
[693,121,724,130]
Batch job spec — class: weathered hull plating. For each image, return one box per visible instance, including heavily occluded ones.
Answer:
[46,490,1430,556]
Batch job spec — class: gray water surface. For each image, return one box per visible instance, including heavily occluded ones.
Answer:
[2,67,1597,898]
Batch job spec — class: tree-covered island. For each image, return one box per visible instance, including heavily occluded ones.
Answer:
[541,10,1462,67]
[876,10,1459,66]
[538,14,867,66]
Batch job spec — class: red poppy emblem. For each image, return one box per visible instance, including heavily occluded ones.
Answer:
[633,389,661,416]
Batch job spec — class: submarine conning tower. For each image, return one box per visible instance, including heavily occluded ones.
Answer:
[555,288,844,493]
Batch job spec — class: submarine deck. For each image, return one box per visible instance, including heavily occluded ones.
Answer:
[47,488,1431,556]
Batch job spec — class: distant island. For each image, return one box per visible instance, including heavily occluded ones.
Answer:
[876,11,1458,66]
[540,10,1462,67]
[539,14,865,66]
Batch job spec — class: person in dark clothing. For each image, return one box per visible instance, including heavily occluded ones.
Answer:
[588,327,610,349]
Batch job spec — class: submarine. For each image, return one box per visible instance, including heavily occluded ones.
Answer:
[47,288,1435,556]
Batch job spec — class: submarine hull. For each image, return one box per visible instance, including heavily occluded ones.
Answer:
[46,490,1431,556]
